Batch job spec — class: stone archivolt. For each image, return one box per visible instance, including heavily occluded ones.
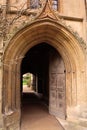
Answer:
[0,0,87,130]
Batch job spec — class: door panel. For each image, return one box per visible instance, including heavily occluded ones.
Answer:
[49,50,66,119]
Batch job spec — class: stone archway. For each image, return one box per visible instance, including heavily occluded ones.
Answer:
[3,18,85,130]
[21,43,66,120]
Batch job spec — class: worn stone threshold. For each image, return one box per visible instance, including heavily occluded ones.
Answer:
[56,117,87,130]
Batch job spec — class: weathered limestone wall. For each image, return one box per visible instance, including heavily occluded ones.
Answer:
[0,0,87,129]
[62,0,87,107]
[9,0,27,9]
[0,0,86,41]
[61,0,86,41]
[62,0,85,17]
[65,20,85,39]
[0,0,5,5]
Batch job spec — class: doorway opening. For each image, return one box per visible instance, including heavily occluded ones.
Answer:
[21,43,66,129]
[22,73,35,93]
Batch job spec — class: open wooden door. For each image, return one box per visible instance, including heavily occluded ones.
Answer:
[49,50,66,119]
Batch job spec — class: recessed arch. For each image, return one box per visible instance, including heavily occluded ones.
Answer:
[3,18,85,130]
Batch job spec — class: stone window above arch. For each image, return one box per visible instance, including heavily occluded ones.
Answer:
[27,0,60,10]
[6,0,62,12]
[52,0,58,10]
[27,0,42,9]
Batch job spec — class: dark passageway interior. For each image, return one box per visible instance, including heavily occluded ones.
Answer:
[21,43,65,130]
[21,43,54,105]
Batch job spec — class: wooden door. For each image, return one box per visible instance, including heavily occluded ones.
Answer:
[49,50,66,119]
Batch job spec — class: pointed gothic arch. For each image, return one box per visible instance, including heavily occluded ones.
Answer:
[3,18,85,130]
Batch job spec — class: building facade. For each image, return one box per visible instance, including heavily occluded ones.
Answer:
[0,0,87,130]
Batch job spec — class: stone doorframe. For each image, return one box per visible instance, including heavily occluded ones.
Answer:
[2,18,85,129]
